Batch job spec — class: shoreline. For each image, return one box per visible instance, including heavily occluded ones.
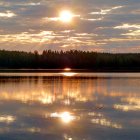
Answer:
[0,69,140,73]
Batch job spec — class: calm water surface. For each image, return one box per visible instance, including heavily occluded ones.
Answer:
[0,72,140,140]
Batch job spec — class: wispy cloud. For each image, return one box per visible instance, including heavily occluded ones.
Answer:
[0,31,57,43]
[80,17,103,21]
[0,11,16,18]
[114,24,140,29]
[122,30,140,36]
[89,6,123,15]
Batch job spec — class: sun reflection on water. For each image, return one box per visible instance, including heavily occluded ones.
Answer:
[60,112,75,123]
[61,72,77,77]
[50,112,75,124]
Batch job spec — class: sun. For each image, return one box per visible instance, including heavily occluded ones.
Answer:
[59,10,73,23]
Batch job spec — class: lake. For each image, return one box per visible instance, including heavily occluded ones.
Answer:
[0,72,140,140]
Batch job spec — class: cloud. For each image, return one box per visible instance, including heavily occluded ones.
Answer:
[80,17,103,21]
[114,24,140,29]
[0,31,61,44]
[0,11,16,18]
[89,6,123,15]
[122,30,140,36]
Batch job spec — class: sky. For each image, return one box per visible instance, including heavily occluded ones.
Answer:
[0,0,140,53]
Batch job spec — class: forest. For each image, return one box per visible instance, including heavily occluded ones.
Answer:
[0,50,140,71]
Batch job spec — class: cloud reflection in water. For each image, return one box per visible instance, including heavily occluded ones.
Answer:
[0,115,15,124]
[0,74,139,140]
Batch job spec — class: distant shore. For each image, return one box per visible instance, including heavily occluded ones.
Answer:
[0,69,140,73]
[0,50,140,72]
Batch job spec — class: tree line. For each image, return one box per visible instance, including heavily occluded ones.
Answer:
[0,49,140,71]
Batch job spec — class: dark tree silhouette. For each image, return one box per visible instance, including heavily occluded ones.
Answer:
[0,49,140,71]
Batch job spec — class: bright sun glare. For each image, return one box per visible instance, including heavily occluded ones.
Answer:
[60,112,75,123]
[59,10,73,22]
[50,111,75,124]
[61,72,77,77]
